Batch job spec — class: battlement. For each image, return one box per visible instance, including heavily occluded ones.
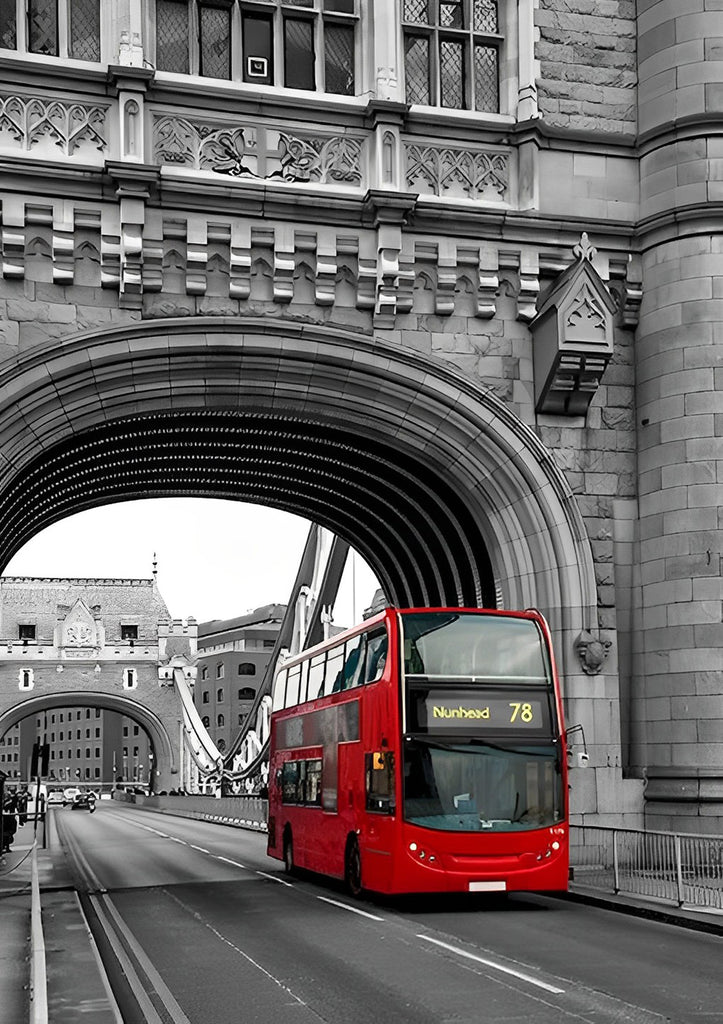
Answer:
[157,618,198,638]
[1,577,154,588]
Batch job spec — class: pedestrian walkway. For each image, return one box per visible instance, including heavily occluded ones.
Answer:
[0,815,119,1024]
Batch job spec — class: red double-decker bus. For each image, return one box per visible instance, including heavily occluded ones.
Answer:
[267,607,569,896]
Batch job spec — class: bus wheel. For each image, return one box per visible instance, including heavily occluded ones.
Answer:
[283,830,295,876]
[345,836,362,898]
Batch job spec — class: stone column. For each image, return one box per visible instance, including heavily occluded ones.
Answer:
[634,2,723,831]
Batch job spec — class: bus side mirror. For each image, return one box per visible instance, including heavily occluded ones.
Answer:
[564,724,590,768]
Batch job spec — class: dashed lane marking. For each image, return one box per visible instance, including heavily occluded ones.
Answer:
[417,934,565,994]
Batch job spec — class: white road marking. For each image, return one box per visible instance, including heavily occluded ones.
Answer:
[169,836,186,844]
[166,889,309,1011]
[215,855,247,869]
[256,870,293,886]
[190,844,209,854]
[417,934,565,994]
[315,896,384,921]
[89,895,168,1024]
[99,894,195,1024]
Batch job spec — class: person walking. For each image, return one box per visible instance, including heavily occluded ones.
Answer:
[2,793,18,853]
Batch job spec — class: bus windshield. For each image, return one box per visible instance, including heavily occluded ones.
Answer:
[401,611,549,682]
[402,738,563,832]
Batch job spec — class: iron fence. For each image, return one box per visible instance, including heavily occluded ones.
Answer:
[570,825,723,912]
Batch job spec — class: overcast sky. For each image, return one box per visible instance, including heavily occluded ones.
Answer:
[2,498,380,630]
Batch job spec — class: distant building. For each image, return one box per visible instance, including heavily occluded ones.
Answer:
[196,605,285,753]
[0,576,171,788]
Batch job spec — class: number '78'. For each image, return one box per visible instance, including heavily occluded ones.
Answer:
[509,702,534,723]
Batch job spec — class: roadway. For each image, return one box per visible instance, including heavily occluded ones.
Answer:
[54,802,723,1024]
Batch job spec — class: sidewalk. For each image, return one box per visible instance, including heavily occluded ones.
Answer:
[0,815,119,1024]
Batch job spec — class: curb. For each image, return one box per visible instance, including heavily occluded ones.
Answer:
[561,886,723,937]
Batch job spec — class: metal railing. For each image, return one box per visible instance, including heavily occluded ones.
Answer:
[570,825,723,912]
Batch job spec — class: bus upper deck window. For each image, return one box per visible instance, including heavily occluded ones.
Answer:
[365,630,388,683]
[272,669,288,711]
[308,652,326,700]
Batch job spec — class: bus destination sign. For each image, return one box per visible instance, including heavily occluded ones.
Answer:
[410,689,550,734]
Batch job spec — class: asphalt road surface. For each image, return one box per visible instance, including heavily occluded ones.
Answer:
[54,803,723,1024]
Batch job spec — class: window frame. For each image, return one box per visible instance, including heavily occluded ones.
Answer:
[152,0,358,96]
[0,0,106,64]
[402,0,502,113]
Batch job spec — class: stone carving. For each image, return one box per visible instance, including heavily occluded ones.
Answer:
[0,93,107,156]
[574,631,612,675]
[573,232,597,262]
[153,116,364,186]
[566,281,608,338]
[66,623,92,645]
[405,143,509,202]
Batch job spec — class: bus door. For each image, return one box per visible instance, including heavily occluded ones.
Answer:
[361,749,396,888]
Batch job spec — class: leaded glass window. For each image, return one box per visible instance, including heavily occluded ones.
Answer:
[199,3,231,79]
[28,0,58,56]
[1,0,101,59]
[69,0,100,61]
[324,21,354,95]
[403,0,500,112]
[153,0,357,94]
[0,0,17,49]
[156,0,190,72]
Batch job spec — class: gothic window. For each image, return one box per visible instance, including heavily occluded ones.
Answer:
[123,668,138,690]
[0,0,101,61]
[154,0,357,95]
[19,668,34,690]
[403,0,500,112]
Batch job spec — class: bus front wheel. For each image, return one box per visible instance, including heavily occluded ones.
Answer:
[283,830,295,876]
[345,836,362,898]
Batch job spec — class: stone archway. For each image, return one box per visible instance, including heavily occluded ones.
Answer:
[0,691,176,791]
[0,317,598,693]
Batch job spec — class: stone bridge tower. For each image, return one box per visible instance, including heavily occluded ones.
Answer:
[0,576,197,792]
[0,0,721,832]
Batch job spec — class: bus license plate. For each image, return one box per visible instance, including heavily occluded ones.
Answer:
[469,881,507,892]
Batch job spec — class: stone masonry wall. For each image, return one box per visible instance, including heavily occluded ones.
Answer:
[536,0,638,134]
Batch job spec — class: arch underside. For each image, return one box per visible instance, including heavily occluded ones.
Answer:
[1,409,495,609]
[0,318,596,634]
[0,691,174,772]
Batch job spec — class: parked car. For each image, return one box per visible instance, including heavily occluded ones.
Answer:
[71,792,96,812]
[46,789,66,807]
[63,787,81,803]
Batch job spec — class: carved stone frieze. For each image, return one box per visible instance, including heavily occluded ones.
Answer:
[153,115,364,187]
[405,142,510,203]
[0,93,108,157]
